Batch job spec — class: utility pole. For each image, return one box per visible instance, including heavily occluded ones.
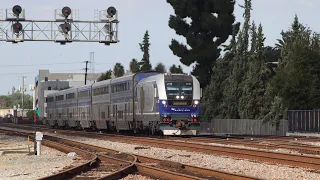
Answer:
[84,61,89,85]
[18,76,26,117]
[22,76,26,117]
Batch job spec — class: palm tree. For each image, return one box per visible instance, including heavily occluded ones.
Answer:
[129,58,140,73]
[113,63,125,77]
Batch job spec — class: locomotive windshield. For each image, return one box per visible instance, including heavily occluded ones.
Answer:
[165,82,193,99]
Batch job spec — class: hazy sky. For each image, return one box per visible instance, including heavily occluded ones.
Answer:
[0,0,318,95]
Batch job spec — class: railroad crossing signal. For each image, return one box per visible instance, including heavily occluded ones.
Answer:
[0,5,119,45]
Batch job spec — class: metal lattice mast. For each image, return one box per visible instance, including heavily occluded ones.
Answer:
[73,9,80,40]
[93,9,99,40]
[0,9,3,39]
[0,6,119,45]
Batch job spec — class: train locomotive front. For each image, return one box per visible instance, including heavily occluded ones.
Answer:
[158,73,201,135]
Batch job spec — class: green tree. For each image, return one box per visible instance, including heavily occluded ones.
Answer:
[26,110,37,119]
[1,92,33,109]
[169,64,183,74]
[129,58,140,73]
[265,15,320,126]
[113,63,125,77]
[154,62,166,73]
[139,30,152,72]
[97,70,112,82]
[202,24,239,119]
[239,23,271,119]
[167,0,239,87]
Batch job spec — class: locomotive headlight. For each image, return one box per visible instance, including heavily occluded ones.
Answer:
[162,100,166,105]
[181,96,184,99]
[175,95,180,99]
[194,100,199,105]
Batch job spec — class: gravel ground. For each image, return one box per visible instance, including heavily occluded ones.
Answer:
[0,133,80,180]
[121,174,156,180]
[171,139,320,157]
[1,127,320,179]
[47,133,320,180]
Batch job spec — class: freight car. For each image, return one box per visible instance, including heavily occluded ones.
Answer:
[44,72,201,135]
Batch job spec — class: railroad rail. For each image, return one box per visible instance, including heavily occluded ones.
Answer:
[36,127,320,171]
[167,136,320,155]
[0,129,134,180]
[5,123,320,170]
[0,126,261,180]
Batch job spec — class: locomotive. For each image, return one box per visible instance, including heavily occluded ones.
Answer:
[44,72,202,135]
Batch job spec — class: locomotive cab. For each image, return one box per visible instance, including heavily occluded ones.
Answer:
[158,73,201,135]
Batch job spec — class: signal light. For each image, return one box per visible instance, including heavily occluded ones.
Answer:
[62,6,72,18]
[12,5,22,16]
[107,6,117,17]
[59,22,71,34]
[12,22,23,33]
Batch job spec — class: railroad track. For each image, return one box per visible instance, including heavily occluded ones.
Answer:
[42,128,320,171]
[167,136,320,155]
[0,127,260,180]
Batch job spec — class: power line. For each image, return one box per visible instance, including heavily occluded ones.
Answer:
[0,68,85,77]
[0,61,83,68]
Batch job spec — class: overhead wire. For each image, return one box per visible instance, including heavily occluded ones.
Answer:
[0,61,83,68]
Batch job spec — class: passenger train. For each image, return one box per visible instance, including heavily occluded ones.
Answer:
[44,72,202,135]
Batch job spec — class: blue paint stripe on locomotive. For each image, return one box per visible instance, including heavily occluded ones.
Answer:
[136,72,160,82]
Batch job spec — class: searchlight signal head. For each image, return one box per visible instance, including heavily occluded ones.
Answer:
[107,6,117,17]
[12,22,23,33]
[12,5,22,17]
[62,6,72,18]
[59,22,71,34]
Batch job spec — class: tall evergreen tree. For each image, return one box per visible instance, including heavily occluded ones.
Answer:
[265,15,320,126]
[202,24,239,119]
[167,0,239,87]
[154,62,166,73]
[169,64,184,74]
[139,30,152,72]
[113,63,125,77]
[224,0,252,119]
[129,58,140,73]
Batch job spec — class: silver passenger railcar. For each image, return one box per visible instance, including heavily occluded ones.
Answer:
[110,75,134,131]
[77,85,92,129]
[64,88,78,128]
[92,79,111,130]
[46,93,56,126]
[44,72,201,135]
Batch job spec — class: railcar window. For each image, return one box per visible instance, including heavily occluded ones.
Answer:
[118,110,124,119]
[78,90,89,98]
[111,81,131,93]
[180,84,193,95]
[166,82,180,96]
[165,82,193,96]
[101,112,106,119]
[66,93,75,99]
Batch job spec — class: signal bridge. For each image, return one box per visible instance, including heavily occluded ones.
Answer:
[0,5,119,45]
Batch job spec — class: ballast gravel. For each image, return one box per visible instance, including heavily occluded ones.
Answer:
[1,127,320,180]
[46,133,320,180]
[0,133,79,180]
